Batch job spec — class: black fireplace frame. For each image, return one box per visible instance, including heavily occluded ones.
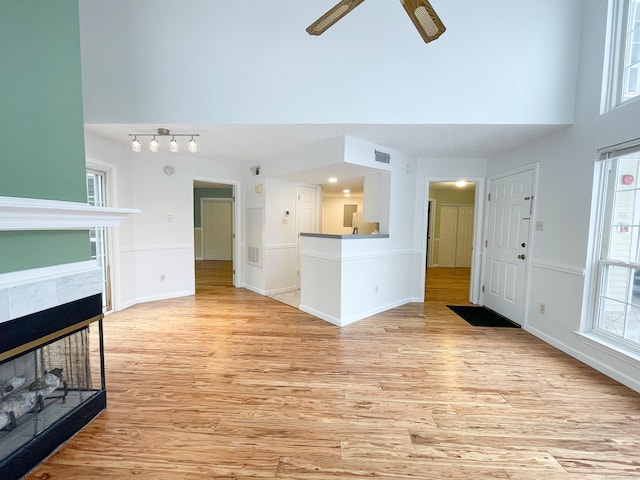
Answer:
[0,293,106,479]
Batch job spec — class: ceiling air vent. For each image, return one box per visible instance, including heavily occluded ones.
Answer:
[374,150,391,164]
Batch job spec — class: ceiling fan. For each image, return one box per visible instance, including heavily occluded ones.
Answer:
[306,0,446,43]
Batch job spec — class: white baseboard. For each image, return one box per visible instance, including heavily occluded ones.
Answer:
[134,290,194,305]
[525,324,640,393]
[241,284,267,296]
[341,298,413,327]
[298,304,341,326]
[265,286,299,296]
[299,298,413,327]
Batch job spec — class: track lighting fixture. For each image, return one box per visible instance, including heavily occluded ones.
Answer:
[128,128,200,153]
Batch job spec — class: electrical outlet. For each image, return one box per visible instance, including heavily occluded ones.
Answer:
[159,274,166,282]
[539,302,546,314]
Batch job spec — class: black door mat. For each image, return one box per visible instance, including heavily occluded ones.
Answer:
[447,305,520,328]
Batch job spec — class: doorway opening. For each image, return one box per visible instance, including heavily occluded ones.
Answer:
[425,180,478,304]
[193,181,235,292]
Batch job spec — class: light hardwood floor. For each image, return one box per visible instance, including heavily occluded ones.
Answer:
[24,263,640,479]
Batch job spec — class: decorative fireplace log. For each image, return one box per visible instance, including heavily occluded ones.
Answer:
[0,376,25,398]
[0,370,62,431]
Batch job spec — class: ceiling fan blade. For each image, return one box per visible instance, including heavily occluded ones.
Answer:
[400,0,446,43]
[306,0,365,36]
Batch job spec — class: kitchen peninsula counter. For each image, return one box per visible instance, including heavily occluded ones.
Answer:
[299,232,399,327]
[299,232,389,240]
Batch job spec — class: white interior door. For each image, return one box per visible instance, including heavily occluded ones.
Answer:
[483,170,533,324]
[438,205,458,267]
[297,185,318,288]
[202,199,233,261]
[456,205,474,267]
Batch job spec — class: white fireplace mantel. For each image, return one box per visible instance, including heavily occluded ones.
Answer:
[0,196,141,230]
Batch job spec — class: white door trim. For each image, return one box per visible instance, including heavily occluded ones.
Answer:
[421,177,486,304]
[190,177,241,290]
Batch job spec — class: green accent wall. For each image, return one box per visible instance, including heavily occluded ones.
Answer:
[0,231,90,273]
[0,0,90,274]
[194,188,233,227]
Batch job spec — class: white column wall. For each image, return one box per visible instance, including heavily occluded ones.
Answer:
[242,175,267,294]
[264,178,298,295]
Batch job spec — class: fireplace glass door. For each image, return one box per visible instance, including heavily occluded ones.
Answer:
[0,324,104,465]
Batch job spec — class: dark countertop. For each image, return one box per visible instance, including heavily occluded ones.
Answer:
[299,233,389,239]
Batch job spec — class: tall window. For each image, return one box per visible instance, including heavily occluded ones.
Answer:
[86,169,111,312]
[605,0,640,109]
[593,142,640,353]
[622,0,640,102]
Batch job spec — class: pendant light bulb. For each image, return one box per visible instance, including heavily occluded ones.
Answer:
[149,136,159,153]
[188,136,197,153]
[131,137,141,153]
[169,136,178,153]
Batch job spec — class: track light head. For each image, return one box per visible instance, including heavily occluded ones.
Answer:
[131,136,141,153]
[169,136,178,153]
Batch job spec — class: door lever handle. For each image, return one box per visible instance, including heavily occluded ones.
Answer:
[518,254,526,260]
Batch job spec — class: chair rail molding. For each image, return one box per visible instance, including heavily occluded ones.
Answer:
[0,196,141,230]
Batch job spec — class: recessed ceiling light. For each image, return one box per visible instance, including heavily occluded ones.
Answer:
[343,189,350,193]
[455,181,467,187]
[328,177,338,183]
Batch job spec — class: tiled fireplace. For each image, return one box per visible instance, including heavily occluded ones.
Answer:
[0,265,105,479]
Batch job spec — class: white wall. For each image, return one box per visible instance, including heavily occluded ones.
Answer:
[322,196,364,235]
[79,0,582,126]
[484,1,640,392]
[85,131,246,309]
[242,175,266,294]
[264,178,298,294]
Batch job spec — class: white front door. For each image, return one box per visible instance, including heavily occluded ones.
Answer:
[202,199,233,261]
[483,170,534,325]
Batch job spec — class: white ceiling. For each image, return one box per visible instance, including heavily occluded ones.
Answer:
[86,123,564,165]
